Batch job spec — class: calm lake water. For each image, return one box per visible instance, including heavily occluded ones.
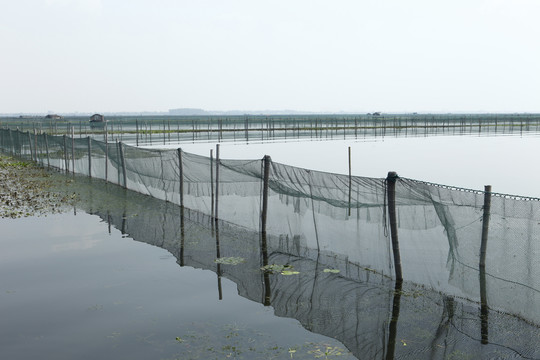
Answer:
[0,212,355,360]
[174,134,540,198]
[1,174,540,360]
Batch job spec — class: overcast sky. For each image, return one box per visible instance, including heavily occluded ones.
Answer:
[1,0,539,114]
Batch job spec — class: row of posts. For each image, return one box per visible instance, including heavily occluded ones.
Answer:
[4,128,495,347]
[8,129,492,289]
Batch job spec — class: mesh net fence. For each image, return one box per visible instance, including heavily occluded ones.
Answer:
[67,176,540,359]
[1,128,540,327]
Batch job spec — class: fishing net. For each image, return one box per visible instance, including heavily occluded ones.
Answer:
[1,128,540,327]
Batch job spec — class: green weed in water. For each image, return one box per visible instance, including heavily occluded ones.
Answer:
[323,269,340,274]
[214,257,246,265]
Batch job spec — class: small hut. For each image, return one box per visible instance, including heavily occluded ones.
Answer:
[45,114,63,119]
[90,114,105,123]
[89,114,106,128]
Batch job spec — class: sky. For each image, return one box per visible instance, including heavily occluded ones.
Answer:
[1,0,539,114]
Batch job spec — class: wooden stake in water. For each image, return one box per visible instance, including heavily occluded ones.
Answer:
[210,149,214,219]
[348,147,352,216]
[386,171,403,282]
[177,148,184,208]
[261,155,271,234]
[479,185,491,344]
[27,131,33,161]
[71,126,75,174]
[87,136,92,178]
[105,123,109,183]
[118,141,127,188]
[261,155,272,306]
[480,185,492,270]
[44,134,50,168]
[63,135,69,173]
[136,119,139,147]
[215,144,220,221]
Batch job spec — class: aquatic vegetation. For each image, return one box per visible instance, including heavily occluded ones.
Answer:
[281,270,300,275]
[0,155,78,218]
[323,269,340,274]
[307,345,348,359]
[261,264,300,275]
[173,324,353,360]
[214,257,246,265]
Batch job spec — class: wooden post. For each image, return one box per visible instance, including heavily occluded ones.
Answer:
[479,185,491,344]
[261,155,271,234]
[479,185,492,270]
[386,171,403,281]
[210,149,214,219]
[177,148,184,208]
[118,142,127,189]
[44,134,50,168]
[33,129,38,162]
[63,135,69,173]
[136,119,139,147]
[87,136,92,178]
[348,146,352,216]
[105,123,109,182]
[71,126,75,174]
[27,131,33,161]
[215,144,220,221]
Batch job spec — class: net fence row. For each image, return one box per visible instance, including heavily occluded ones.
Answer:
[3,114,540,146]
[73,181,540,359]
[1,128,539,325]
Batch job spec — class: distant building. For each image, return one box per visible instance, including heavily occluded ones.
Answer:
[89,114,105,123]
[45,114,63,119]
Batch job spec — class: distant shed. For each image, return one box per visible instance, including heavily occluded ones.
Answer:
[90,114,105,123]
[45,114,63,119]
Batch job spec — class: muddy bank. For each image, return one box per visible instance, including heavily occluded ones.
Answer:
[0,155,77,218]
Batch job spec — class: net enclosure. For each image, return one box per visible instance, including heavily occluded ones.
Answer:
[1,128,539,327]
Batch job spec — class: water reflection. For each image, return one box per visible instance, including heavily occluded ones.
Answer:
[74,177,540,359]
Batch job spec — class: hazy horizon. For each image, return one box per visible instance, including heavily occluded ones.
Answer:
[2,0,539,114]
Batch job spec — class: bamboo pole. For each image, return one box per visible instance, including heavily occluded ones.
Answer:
[71,126,75,174]
[177,148,184,208]
[136,119,139,147]
[118,141,127,189]
[348,147,352,216]
[33,129,38,162]
[480,185,492,269]
[63,135,69,173]
[479,185,491,344]
[261,155,271,233]
[386,171,403,282]
[44,134,50,168]
[27,131,33,161]
[87,136,92,178]
[215,144,220,221]
[105,123,109,182]
[210,149,214,219]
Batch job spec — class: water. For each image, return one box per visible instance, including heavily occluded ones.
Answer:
[0,212,354,360]
[1,178,539,359]
[173,134,540,198]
